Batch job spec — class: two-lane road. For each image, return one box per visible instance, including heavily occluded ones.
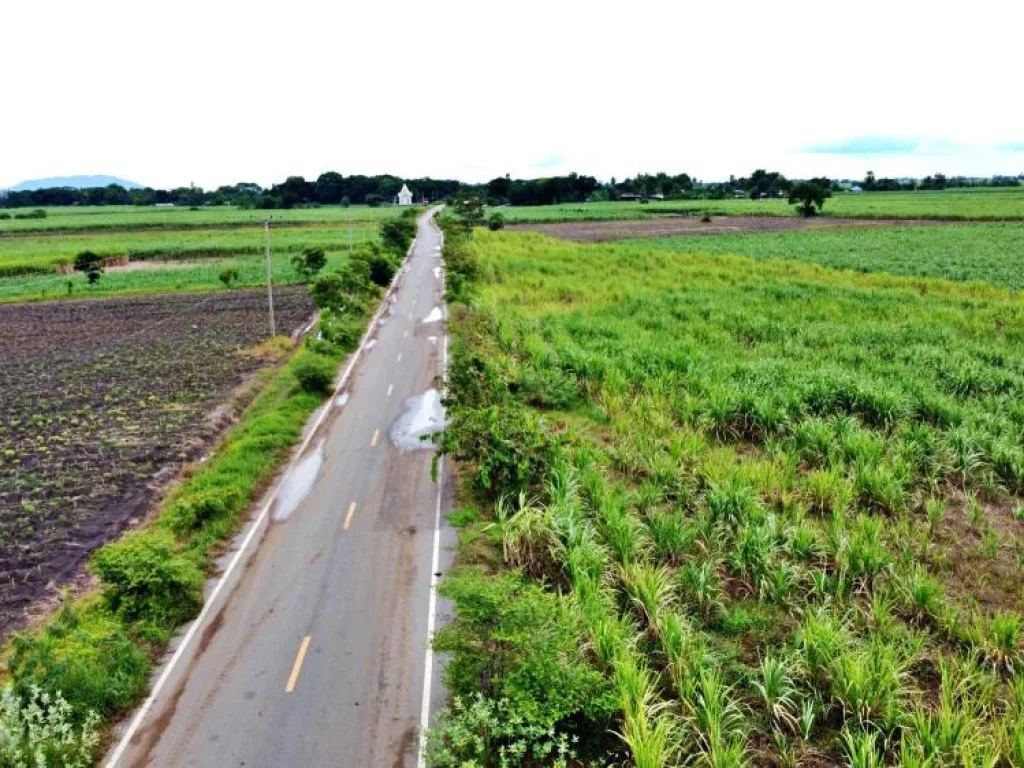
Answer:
[108,209,453,767]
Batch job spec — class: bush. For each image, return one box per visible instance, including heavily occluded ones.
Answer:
[218,267,239,288]
[165,487,244,533]
[7,603,150,717]
[73,251,103,285]
[0,212,10,220]
[487,212,506,231]
[438,401,559,499]
[290,247,327,282]
[368,252,397,287]
[431,568,615,760]
[90,530,204,629]
[310,272,345,311]
[292,353,336,394]
[0,684,100,767]
[380,216,417,256]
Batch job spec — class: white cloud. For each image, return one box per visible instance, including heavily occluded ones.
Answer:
[3,0,1024,188]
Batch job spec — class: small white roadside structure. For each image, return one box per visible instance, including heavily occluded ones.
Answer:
[397,184,413,205]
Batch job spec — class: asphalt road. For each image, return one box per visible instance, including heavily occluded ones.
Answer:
[106,208,454,768]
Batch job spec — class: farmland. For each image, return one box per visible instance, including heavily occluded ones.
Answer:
[494,186,1024,223]
[517,220,1024,291]
[0,204,405,303]
[0,288,315,634]
[431,225,1024,766]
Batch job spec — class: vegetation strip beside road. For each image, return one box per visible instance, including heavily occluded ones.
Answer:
[426,213,1024,767]
[0,214,419,765]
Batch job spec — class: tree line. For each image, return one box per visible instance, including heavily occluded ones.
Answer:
[2,169,1021,210]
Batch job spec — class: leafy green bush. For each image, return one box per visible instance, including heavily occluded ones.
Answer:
[217,267,239,288]
[292,353,335,394]
[165,486,245,533]
[439,402,559,499]
[487,212,506,231]
[8,603,150,717]
[431,568,615,763]
[290,247,326,282]
[426,694,578,768]
[380,216,417,256]
[90,530,204,629]
[0,685,100,767]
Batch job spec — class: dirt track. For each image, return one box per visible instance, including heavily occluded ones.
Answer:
[508,215,948,242]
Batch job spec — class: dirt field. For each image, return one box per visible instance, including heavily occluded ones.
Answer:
[508,215,947,241]
[0,288,315,634]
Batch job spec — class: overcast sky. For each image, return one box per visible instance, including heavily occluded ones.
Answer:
[4,0,1023,189]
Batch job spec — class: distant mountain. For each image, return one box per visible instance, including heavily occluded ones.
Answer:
[8,175,143,191]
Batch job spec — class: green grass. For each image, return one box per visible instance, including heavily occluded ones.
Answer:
[0,203,398,233]
[433,227,1024,766]
[0,206,407,301]
[642,221,1024,291]
[496,186,1024,223]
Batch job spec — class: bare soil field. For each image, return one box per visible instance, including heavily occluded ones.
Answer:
[0,288,315,634]
[508,215,948,241]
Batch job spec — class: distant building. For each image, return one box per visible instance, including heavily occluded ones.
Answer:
[849,185,863,193]
[397,184,413,205]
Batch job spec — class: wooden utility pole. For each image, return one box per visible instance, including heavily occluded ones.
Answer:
[264,220,276,337]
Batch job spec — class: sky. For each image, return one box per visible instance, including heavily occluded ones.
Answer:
[4,0,1024,189]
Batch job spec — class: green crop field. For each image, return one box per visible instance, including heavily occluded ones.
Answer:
[643,221,1024,291]
[495,186,1024,223]
[430,225,1024,767]
[0,203,397,233]
[0,204,410,302]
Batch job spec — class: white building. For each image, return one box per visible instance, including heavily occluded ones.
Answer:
[397,184,413,205]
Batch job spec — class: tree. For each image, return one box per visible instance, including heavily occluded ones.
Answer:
[74,251,103,284]
[290,247,327,282]
[487,212,505,231]
[788,182,832,217]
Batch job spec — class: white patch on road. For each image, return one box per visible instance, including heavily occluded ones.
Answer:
[432,266,442,281]
[389,389,447,451]
[274,440,324,521]
[366,338,377,351]
[334,392,350,409]
[421,306,443,324]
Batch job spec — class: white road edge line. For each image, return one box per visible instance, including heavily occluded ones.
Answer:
[418,215,446,768]
[104,226,422,768]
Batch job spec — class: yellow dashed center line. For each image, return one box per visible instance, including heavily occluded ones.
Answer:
[387,383,394,397]
[343,501,357,530]
[371,428,380,447]
[285,636,311,693]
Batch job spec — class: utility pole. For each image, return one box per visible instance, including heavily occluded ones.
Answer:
[263,219,276,337]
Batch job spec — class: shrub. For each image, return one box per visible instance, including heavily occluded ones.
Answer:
[7,603,150,717]
[290,247,326,282]
[165,487,245,533]
[368,252,397,287]
[90,530,204,629]
[487,212,506,231]
[380,216,417,256]
[438,402,560,499]
[0,685,100,767]
[73,251,103,285]
[218,267,239,288]
[292,353,335,394]
[426,694,578,768]
[433,568,615,738]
